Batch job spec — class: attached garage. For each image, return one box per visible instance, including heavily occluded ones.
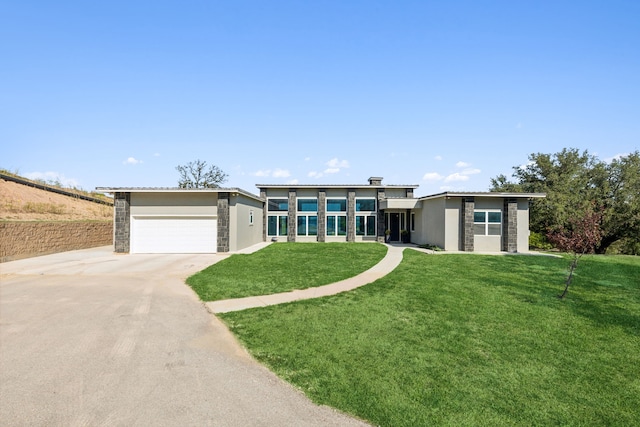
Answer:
[130,216,217,253]
[97,187,264,254]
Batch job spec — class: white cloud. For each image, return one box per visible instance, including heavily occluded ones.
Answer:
[286,178,299,185]
[272,168,291,178]
[327,158,350,169]
[253,169,270,177]
[153,152,160,157]
[461,168,481,175]
[455,161,470,168]
[123,157,142,165]
[308,171,323,179]
[304,157,311,161]
[253,168,291,178]
[516,122,523,129]
[324,167,340,174]
[434,155,443,161]
[444,173,470,182]
[604,153,628,163]
[24,171,79,187]
[423,172,444,181]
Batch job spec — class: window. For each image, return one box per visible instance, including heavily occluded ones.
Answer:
[297,198,318,236]
[327,198,346,212]
[410,212,415,232]
[326,198,347,236]
[327,215,347,236]
[268,215,288,236]
[297,198,318,212]
[474,211,501,236]
[356,198,376,212]
[268,198,289,236]
[356,215,376,236]
[268,199,288,211]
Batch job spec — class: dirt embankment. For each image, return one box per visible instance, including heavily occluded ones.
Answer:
[1,178,114,262]
[0,179,112,221]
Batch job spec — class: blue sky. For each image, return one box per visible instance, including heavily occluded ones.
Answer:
[2,1,638,197]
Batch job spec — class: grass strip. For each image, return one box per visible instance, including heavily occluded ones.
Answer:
[187,242,387,301]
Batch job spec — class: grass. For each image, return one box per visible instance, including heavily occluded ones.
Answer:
[186,242,387,301]
[219,251,640,426]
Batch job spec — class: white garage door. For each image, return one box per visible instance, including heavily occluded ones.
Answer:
[131,216,217,254]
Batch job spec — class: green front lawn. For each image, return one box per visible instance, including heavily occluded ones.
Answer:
[187,242,387,301]
[220,251,640,426]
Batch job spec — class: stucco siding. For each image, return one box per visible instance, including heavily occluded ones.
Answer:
[517,199,530,252]
[229,194,264,252]
[421,198,446,248]
[130,193,217,216]
[444,198,461,251]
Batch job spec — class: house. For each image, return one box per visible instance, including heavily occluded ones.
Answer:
[98,177,544,254]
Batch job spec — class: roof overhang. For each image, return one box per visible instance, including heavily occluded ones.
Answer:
[95,187,264,202]
[419,191,546,201]
[379,198,422,210]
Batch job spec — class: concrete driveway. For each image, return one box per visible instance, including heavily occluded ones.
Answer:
[0,247,369,427]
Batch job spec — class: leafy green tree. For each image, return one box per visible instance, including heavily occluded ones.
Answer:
[491,148,640,254]
[176,160,228,188]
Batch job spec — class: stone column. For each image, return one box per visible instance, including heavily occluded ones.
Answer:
[503,198,518,252]
[217,193,230,252]
[347,189,355,242]
[461,197,475,252]
[377,188,386,243]
[260,189,267,242]
[317,190,326,242]
[114,192,130,253]
[288,189,296,242]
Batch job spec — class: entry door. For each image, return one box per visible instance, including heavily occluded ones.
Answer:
[390,213,400,241]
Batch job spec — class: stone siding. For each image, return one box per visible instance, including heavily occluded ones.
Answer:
[217,193,230,252]
[462,197,475,251]
[503,198,518,252]
[114,192,130,253]
[0,221,113,263]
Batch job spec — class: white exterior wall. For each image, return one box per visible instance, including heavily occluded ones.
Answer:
[229,194,264,252]
[517,199,530,252]
[130,192,217,216]
[444,198,461,251]
[416,198,446,248]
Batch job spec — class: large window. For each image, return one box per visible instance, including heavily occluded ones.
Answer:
[355,198,376,236]
[268,215,288,236]
[268,198,289,236]
[268,199,288,211]
[326,198,347,236]
[356,215,376,236]
[474,211,502,236]
[297,198,318,236]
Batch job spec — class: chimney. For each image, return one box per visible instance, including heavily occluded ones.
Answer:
[368,177,383,186]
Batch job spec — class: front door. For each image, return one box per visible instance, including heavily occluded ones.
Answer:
[390,213,400,242]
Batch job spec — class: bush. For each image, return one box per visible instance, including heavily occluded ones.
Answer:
[529,231,553,250]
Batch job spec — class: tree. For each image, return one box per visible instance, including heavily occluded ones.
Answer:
[491,148,640,254]
[176,160,228,188]
[547,204,603,298]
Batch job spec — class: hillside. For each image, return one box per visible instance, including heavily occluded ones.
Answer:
[0,178,112,221]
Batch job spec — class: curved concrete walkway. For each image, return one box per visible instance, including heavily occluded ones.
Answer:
[207,244,406,313]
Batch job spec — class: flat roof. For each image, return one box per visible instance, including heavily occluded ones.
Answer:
[420,191,546,200]
[256,184,419,189]
[95,187,264,202]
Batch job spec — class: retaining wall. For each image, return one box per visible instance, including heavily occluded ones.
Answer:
[0,221,113,263]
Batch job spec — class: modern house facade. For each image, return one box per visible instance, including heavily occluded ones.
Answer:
[99,177,544,254]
